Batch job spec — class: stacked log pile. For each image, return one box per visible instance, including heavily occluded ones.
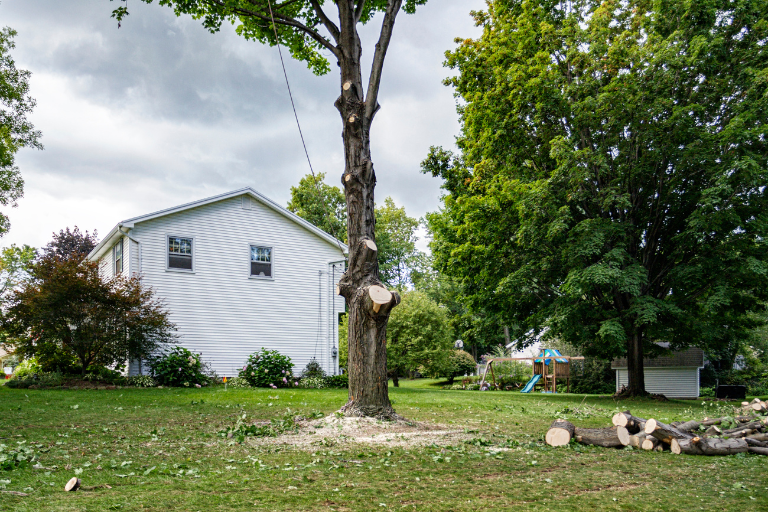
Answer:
[545,398,768,457]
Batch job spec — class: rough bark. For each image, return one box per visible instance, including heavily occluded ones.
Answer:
[335,1,404,420]
[673,420,700,432]
[545,420,576,447]
[625,330,646,396]
[671,437,749,456]
[746,433,768,442]
[574,427,624,448]
[645,418,695,444]
[748,446,768,455]
[612,411,647,433]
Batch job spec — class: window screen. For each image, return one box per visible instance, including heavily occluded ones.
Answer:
[113,239,123,275]
[168,237,193,270]
[250,246,272,277]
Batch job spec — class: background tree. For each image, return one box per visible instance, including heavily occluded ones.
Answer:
[386,290,453,386]
[111,0,432,417]
[375,197,420,288]
[287,172,347,241]
[0,244,34,297]
[5,256,176,376]
[288,173,424,288]
[0,25,42,236]
[40,226,98,261]
[425,0,768,395]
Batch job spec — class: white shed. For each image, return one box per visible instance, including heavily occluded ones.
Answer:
[87,188,347,378]
[612,346,705,399]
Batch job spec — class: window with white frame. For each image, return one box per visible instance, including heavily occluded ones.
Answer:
[113,238,123,275]
[250,246,272,278]
[168,236,193,270]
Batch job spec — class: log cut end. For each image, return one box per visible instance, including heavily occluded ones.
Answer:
[617,426,631,446]
[545,420,575,447]
[64,477,81,492]
[368,285,392,314]
[612,412,628,428]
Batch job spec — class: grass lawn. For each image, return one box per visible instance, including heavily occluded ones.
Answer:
[1,379,766,511]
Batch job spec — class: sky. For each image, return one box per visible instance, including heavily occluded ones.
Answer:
[0,0,485,252]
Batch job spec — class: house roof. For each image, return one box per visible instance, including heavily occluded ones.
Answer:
[87,187,348,261]
[611,346,705,369]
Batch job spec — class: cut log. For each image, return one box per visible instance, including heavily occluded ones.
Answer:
[545,420,575,447]
[750,402,767,413]
[704,425,722,437]
[751,397,763,404]
[675,420,700,432]
[64,477,81,492]
[726,428,755,439]
[746,433,768,442]
[703,415,757,426]
[744,438,768,448]
[574,427,624,448]
[645,418,695,444]
[748,446,768,455]
[616,426,631,446]
[641,437,659,451]
[611,411,646,433]
[628,432,649,448]
[723,421,763,434]
[671,437,748,456]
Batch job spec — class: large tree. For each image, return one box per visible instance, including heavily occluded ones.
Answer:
[0,25,42,236]
[110,0,428,417]
[425,0,768,395]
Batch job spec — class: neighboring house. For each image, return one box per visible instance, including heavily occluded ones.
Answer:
[611,344,705,398]
[87,188,347,378]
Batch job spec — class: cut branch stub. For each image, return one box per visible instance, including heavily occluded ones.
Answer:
[368,285,392,314]
[343,81,352,91]
[65,477,81,492]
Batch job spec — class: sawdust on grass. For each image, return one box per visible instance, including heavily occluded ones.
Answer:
[246,415,470,449]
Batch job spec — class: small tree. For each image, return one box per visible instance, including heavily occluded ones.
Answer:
[386,290,453,386]
[4,255,175,376]
[287,173,347,242]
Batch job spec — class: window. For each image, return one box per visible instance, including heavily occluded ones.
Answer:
[113,238,123,275]
[168,236,193,270]
[250,246,272,278]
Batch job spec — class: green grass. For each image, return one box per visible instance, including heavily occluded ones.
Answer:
[1,380,766,511]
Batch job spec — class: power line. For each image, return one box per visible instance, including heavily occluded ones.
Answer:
[265,0,347,259]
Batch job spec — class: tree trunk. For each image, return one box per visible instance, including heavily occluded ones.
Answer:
[391,373,399,387]
[336,7,400,419]
[625,329,646,396]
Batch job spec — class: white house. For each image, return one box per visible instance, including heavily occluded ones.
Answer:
[612,345,705,398]
[87,188,347,378]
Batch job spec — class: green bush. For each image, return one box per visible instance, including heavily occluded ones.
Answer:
[226,377,252,389]
[570,358,615,394]
[5,372,64,389]
[297,376,326,389]
[238,348,293,388]
[12,358,41,378]
[324,374,348,389]
[83,366,126,385]
[700,386,716,398]
[149,346,209,387]
[301,359,325,379]
[444,350,476,383]
[126,374,157,388]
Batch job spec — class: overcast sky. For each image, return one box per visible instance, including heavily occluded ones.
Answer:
[0,0,485,251]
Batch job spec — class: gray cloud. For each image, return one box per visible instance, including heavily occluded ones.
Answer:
[1,0,485,249]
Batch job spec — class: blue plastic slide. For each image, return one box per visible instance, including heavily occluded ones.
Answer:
[520,374,541,393]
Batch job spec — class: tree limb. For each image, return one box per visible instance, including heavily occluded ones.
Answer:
[354,0,367,23]
[365,0,402,121]
[309,0,340,42]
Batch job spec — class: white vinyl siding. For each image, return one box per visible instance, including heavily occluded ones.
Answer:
[126,194,345,377]
[615,367,700,398]
[98,235,131,279]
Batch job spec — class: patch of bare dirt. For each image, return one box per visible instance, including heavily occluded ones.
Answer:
[247,415,471,449]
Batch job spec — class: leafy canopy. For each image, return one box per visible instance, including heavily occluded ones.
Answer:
[425,0,768,363]
[110,0,427,75]
[287,172,347,242]
[0,26,42,236]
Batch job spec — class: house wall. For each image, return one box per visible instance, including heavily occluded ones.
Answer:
[101,194,345,378]
[615,367,701,398]
[98,234,133,280]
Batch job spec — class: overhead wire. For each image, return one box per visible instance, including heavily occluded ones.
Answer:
[265,0,347,260]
